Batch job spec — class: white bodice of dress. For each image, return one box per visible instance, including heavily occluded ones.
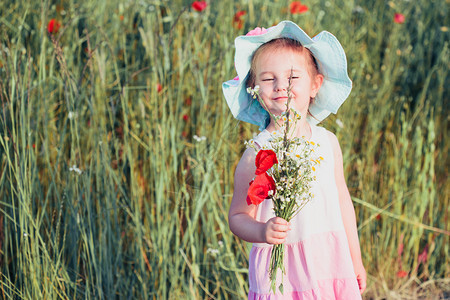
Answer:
[252,124,346,246]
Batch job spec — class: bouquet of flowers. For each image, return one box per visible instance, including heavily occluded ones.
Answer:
[245,79,322,294]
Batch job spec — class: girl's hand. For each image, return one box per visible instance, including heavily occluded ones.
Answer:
[263,217,291,244]
[354,263,367,294]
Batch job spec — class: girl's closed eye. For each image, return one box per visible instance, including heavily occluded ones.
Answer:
[262,78,274,81]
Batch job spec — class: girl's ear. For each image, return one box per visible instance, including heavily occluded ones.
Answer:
[311,74,324,98]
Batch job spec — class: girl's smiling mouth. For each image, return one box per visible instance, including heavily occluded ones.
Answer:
[272,96,289,101]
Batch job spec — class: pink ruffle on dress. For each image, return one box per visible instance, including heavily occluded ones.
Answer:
[248,124,361,300]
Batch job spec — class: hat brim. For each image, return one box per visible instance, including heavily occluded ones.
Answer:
[222,20,352,130]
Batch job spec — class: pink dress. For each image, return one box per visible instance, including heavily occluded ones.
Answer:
[249,124,361,300]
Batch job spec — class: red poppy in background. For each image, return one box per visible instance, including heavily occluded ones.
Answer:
[233,10,246,30]
[157,83,163,93]
[394,13,405,24]
[255,149,278,175]
[192,1,207,12]
[396,270,408,278]
[246,173,276,205]
[47,19,61,34]
[290,1,308,14]
[182,114,189,121]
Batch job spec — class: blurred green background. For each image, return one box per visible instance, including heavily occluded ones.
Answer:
[0,0,448,298]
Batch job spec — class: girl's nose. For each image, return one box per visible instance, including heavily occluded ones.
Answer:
[275,79,288,92]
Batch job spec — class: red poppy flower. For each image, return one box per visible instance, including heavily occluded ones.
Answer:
[255,149,278,175]
[192,1,207,12]
[233,10,246,30]
[157,83,163,93]
[246,173,276,205]
[396,270,408,278]
[182,114,189,121]
[47,19,61,34]
[394,13,405,24]
[290,1,308,14]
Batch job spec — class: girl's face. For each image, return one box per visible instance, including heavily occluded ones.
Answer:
[254,48,323,118]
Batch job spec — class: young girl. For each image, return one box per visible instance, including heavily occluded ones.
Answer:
[222,21,366,299]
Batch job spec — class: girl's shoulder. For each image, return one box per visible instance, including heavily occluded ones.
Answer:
[252,129,272,149]
[312,125,340,154]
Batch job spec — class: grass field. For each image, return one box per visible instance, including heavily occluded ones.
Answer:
[0,0,448,299]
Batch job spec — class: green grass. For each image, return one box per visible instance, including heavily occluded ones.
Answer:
[0,0,448,299]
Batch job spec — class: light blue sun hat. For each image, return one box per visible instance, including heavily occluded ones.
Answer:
[222,20,352,131]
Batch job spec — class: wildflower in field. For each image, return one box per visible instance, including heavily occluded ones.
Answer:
[352,6,364,14]
[336,118,344,128]
[185,96,192,106]
[394,13,405,24]
[47,19,61,34]
[69,165,82,175]
[119,15,124,21]
[68,111,77,119]
[193,135,206,142]
[157,83,163,93]
[182,114,189,121]
[290,1,309,14]
[192,1,207,12]
[233,10,246,30]
[206,247,219,255]
[396,270,408,278]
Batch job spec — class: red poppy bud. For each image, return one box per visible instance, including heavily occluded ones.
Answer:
[47,19,61,34]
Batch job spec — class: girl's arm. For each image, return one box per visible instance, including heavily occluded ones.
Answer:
[228,148,290,244]
[328,131,367,294]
